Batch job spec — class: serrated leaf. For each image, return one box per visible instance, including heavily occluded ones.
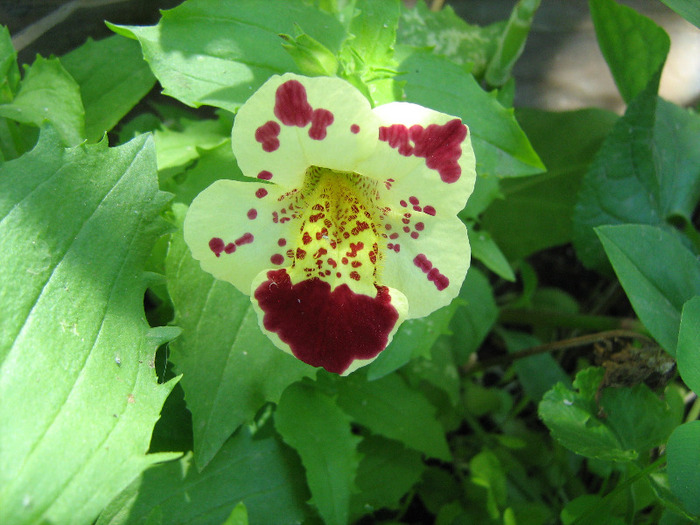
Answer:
[596,224,700,354]
[573,82,700,269]
[97,429,308,525]
[60,35,156,142]
[166,205,314,470]
[396,47,544,178]
[677,296,700,393]
[275,381,360,525]
[0,56,84,146]
[590,0,669,103]
[335,372,451,460]
[482,108,617,260]
[0,128,176,524]
[667,421,700,516]
[110,0,345,112]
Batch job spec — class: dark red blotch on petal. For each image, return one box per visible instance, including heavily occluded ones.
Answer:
[254,269,399,374]
[274,80,313,127]
[255,121,281,152]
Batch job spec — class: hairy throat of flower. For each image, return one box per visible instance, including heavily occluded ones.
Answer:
[287,167,382,297]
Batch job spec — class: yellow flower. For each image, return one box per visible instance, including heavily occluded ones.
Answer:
[184,73,476,375]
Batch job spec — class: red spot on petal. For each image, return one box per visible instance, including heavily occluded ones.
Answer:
[271,253,284,265]
[413,206,422,212]
[411,232,419,239]
[247,208,258,220]
[278,238,287,246]
[423,205,436,216]
[349,271,361,281]
[224,243,236,254]
[256,188,268,199]
[379,124,413,156]
[403,226,410,233]
[414,253,432,272]
[296,248,307,259]
[351,124,360,134]
[302,232,312,245]
[235,233,254,246]
[258,170,273,180]
[274,80,313,126]
[415,222,425,231]
[254,269,399,374]
[309,108,334,140]
[414,254,449,290]
[255,121,280,152]
[399,200,407,207]
[409,196,419,205]
[209,237,224,257]
[389,233,399,240]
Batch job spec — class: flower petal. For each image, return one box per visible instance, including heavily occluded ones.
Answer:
[232,73,380,189]
[357,102,476,218]
[251,268,408,375]
[379,214,471,319]
[183,179,302,293]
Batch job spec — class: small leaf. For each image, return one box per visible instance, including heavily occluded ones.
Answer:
[275,381,360,525]
[589,0,670,103]
[0,128,176,524]
[0,56,84,146]
[97,430,309,525]
[469,229,515,281]
[667,421,700,516]
[335,373,451,460]
[60,35,156,142]
[596,224,700,354]
[677,296,700,393]
[0,26,20,102]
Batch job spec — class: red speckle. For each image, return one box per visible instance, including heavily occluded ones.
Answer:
[399,200,407,207]
[255,121,280,152]
[247,208,258,220]
[389,233,399,240]
[423,205,436,216]
[351,124,360,134]
[258,170,273,180]
[414,253,432,272]
[409,196,419,205]
[274,80,313,126]
[379,119,466,183]
[415,222,425,231]
[403,226,410,233]
[296,248,307,259]
[254,269,399,374]
[413,206,422,212]
[209,237,224,257]
[224,243,236,254]
[302,232,312,245]
[278,238,287,246]
[347,242,364,257]
[328,258,337,268]
[309,108,334,140]
[235,233,254,246]
[341,257,349,265]
[351,261,362,268]
[411,232,419,239]
[256,188,268,199]
[414,254,449,291]
[385,224,392,230]
[271,254,284,265]
[349,271,361,281]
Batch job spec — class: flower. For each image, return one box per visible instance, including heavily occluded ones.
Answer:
[184,73,476,375]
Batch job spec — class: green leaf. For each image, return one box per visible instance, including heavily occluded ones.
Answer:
[0,56,84,146]
[658,0,700,28]
[676,296,700,393]
[397,47,544,178]
[667,421,700,516]
[596,224,700,354]
[482,108,617,260]
[166,205,313,470]
[484,0,541,87]
[0,26,20,102]
[561,495,625,525]
[222,503,248,525]
[449,267,498,364]
[335,372,451,460]
[110,0,344,112]
[573,83,700,269]
[539,367,675,461]
[60,35,156,142]
[350,435,425,519]
[469,229,515,281]
[469,449,507,518]
[97,429,309,525]
[589,0,670,103]
[396,2,505,77]
[275,381,360,525]
[154,117,229,171]
[0,128,177,524]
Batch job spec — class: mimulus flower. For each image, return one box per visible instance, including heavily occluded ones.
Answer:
[184,73,476,375]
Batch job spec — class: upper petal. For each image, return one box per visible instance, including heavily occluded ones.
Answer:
[232,73,380,189]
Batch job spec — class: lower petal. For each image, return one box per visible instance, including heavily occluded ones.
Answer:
[251,268,408,375]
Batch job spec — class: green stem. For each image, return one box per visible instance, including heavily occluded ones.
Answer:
[499,307,646,333]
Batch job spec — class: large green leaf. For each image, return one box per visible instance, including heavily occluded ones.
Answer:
[335,372,451,460]
[97,429,309,525]
[589,0,669,103]
[0,56,84,146]
[596,224,700,354]
[482,108,617,260]
[275,381,360,525]
[677,296,700,393]
[60,35,156,142]
[667,421,700,516]
[166,205,313,470]
[396,47,544,178]
[573,82,700,269]
[110,0,345,112]
[0,128,177,524]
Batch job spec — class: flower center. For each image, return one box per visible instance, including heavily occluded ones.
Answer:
[288,166,382,296]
